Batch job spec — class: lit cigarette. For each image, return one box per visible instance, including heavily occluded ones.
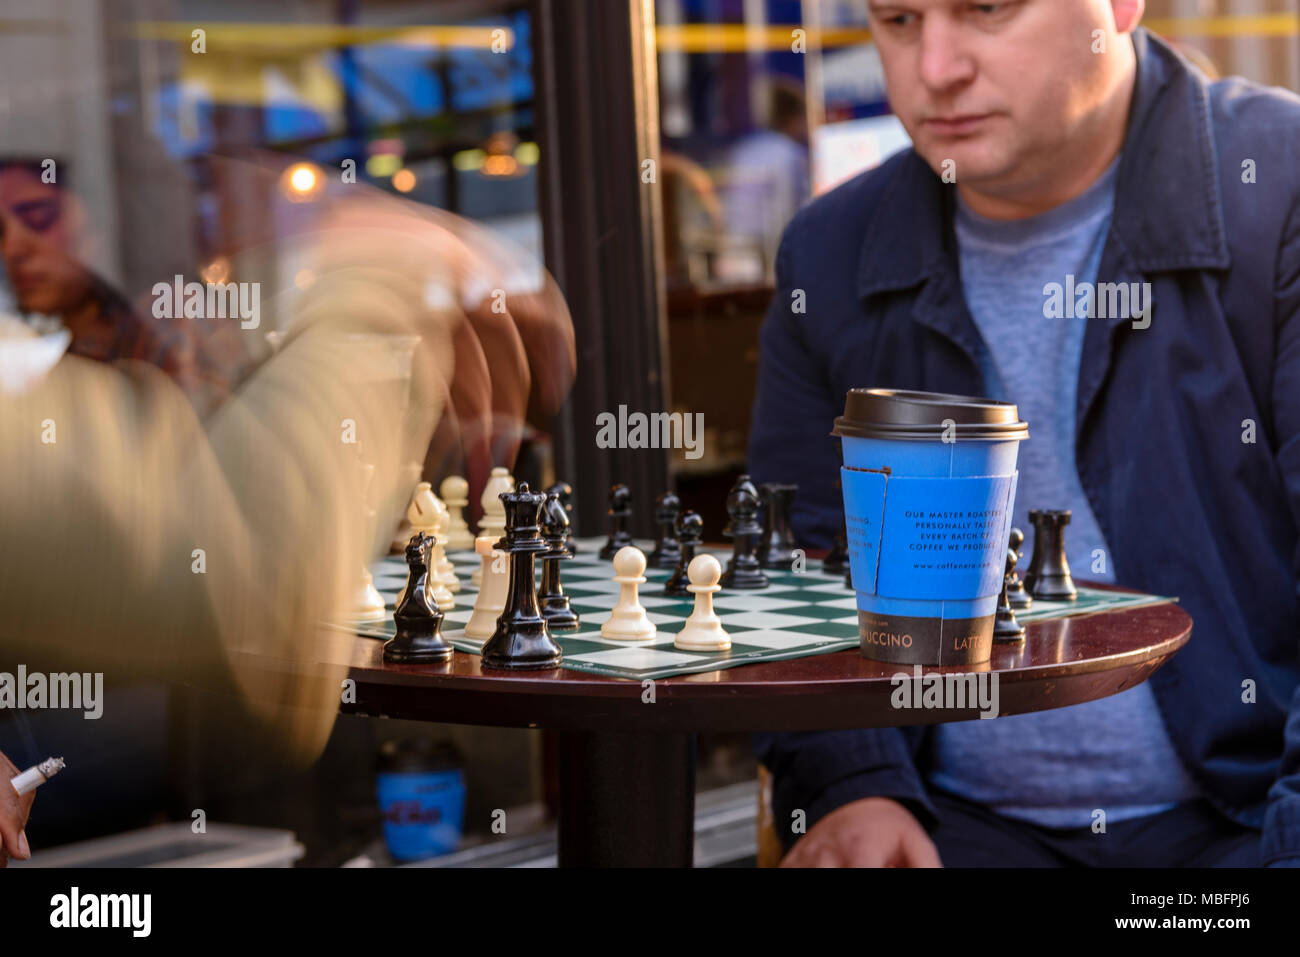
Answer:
[10,757,65,796]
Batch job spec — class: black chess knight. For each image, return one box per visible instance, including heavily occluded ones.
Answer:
[758,483,800,570]
[664,510,704,598]
[720,475,769,589]
[482,483,563,670]
[538,491,580,631]
[648,490,683,570]
[384,532,453,663]
[1025,509,1078,600]
[599,483,634,560]
[546,481,577,556]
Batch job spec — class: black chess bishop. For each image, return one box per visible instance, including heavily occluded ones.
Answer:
[481,482,563,670]
[648,490,683,570]
[720,475,769,589]
[599,483,634,560]
[994,535,1027,641]
[664,509,704,598]
[1005,526,1032,609]
[384,532,454,663]
[538,491,580,632]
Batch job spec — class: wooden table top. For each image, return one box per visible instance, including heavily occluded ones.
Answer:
[327,584,1191,733]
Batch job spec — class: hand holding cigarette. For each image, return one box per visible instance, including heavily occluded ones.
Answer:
[0,749,40,867]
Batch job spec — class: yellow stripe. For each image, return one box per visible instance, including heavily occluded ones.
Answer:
[653,15,1300,52]
[130,22,512,51]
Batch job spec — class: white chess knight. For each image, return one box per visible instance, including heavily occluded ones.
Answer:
[399,485,454,609]
[601,546,657,641]
[473,466,514,585]
[675,554,730,651]
[440,476,477,550]
[465,536,509,640]
[351,461,386,621]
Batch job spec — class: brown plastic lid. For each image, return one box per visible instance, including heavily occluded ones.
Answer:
[832,388,1029,441]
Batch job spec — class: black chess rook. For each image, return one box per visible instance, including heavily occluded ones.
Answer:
[758,482,800,570]
[384,532,453,663]
[1025,509,1077,601]
[482,482,564,669]
[720,475,769,590]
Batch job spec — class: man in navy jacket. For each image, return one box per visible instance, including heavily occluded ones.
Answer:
[749,2,1300,866]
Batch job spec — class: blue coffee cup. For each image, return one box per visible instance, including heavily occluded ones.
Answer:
[832,389,1028,665]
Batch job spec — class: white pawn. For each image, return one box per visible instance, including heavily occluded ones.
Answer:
[440,475,476,550]
[465,536,509,640]
[601,546,657,641]
[675,554,730,651]
[473,466,514,585]
[352,567,387,622]
[433,504,461,594]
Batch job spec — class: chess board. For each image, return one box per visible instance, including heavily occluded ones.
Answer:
[334,537,1176,681]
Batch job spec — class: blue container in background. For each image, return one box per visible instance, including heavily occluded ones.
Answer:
[376,739,466,862]
[832,389,1028,666]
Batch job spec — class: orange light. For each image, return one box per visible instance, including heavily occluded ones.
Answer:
[391,168,416,193]
[281,162,324,202]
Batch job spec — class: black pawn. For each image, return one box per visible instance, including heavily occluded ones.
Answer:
[1005,527,1032,609]
[664,510,704,598]
[648,490,683,569]
[384,532,453,663]
[758,483,800,570]
[994,541,1026,641]
[538,492,580,632]
[823,482,850,575]
[482,482,563,670]
[1026,509,1077,601]
[599,483,633,560]
[720,475,769,589]
[546,481,577,556]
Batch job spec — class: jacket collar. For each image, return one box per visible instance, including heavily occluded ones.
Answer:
[856,26,1229,300]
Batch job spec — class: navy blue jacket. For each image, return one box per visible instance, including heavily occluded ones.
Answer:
[748,29,1300,865]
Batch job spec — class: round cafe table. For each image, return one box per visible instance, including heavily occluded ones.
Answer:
[327,583,1191,867]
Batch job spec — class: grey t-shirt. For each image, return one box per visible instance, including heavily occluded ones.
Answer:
[926,159,1202,827]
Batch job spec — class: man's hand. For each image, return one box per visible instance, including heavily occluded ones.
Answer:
[780,797,942,868]
[0,750,34,866]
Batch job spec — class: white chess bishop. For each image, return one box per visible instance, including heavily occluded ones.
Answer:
[473,466,514,585]
[440,475,476,550]
[432,502,461,594]
[675,554,730,651]
[465,536,509,640]
[351,462,386,621]
[601,546,657,641]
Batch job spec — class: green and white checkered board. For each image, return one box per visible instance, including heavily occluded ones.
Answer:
[333,537,1176,680]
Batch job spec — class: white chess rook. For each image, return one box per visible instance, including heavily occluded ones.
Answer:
[473,466,514,585]
[601,546,657,641]
[675,554,730,651]
[466,536,509,639]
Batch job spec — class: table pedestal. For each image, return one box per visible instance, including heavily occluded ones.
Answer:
[557,731,696,867]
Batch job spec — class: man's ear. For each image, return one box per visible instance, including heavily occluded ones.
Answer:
[1112,0,1145,34]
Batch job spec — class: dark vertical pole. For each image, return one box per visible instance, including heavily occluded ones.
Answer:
[533,0,671,538]
[557,731,696,866]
